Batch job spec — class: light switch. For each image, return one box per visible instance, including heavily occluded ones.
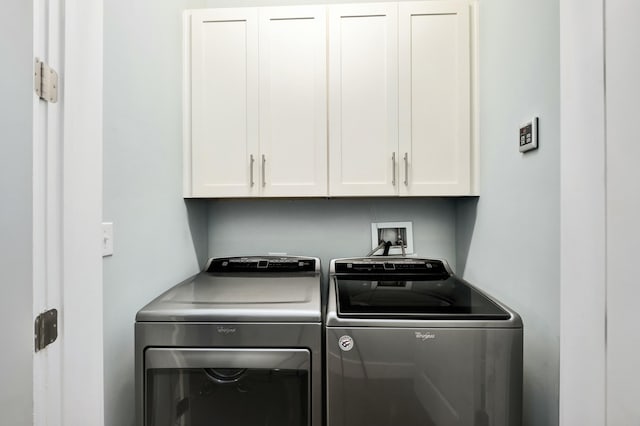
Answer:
[102,222,113,257]
[519,117,539,153]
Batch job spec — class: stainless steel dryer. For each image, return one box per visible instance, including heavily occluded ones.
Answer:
[135,256,322,426]
[326,257,523,426]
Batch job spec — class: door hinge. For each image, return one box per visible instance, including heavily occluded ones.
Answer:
[34,309,58,352]
[34,58,58,103]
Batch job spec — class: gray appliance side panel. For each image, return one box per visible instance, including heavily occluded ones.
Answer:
[326,327,523,426]
[136,322,322,426]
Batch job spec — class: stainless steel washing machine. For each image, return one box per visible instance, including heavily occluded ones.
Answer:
[135,256,322,426]
[326,257,523,426]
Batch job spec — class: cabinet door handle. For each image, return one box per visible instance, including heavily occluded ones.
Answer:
[262,155,266,187]
[404,153,409,186]
[250,154,255,187]
[392,153,396,186]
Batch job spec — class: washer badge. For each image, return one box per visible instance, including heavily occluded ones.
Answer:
[338,335,354,352]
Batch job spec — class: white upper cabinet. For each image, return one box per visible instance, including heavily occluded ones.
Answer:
[328,3,399,197]
[185,6,327,198]
[259,6,327,197]
[185,2,476,198]
[399,1,472,196]
[328,1,475,197]
[188,9,259,198]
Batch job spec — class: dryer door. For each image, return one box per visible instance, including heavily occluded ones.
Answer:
[145,348,310,426]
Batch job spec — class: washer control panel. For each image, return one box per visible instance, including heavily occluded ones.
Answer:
[334,258,448,276]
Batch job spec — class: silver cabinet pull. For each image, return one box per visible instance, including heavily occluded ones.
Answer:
[250,154,255,187]
[404,153,409,186]
[392,153,396,186]
[262,155,266,187]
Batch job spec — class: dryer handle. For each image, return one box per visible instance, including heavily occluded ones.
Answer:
[145,348,310,371]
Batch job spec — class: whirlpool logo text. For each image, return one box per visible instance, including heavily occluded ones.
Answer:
[414,331,436,341]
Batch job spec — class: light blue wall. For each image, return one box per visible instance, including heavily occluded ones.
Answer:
[456,1,560,425]
[208,198,458,281]
[0,1,33,425]
[102,1,207,426]
[103,1,561,426]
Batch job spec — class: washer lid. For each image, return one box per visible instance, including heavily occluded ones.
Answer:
[332,258,510,320]
[136,256,321,322]
[335,275,510,320]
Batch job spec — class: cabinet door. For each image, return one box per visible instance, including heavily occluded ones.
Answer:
[329,3,399,196]
[399,1,471,196]
[189,9,259,197]
[259,6,327,197]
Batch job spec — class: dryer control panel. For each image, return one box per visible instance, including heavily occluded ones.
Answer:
[207,256,317,273]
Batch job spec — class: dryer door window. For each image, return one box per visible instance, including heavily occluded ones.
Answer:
[144,348,310,426]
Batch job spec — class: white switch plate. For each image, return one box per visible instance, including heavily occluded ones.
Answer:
[371,221,414,255]
[102,222,113,257]
[519,117,539,152]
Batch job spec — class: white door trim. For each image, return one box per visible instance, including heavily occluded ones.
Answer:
[32,0,104,424]
[61,0,104,425]
[32,0,63,422]
[559,0,607,424]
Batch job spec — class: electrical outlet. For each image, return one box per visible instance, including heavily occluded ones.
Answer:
[371,221,414,255]
[102,222,113,257]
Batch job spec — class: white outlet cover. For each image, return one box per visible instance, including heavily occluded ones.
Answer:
[102,222,113,257]
[371,221,414,255]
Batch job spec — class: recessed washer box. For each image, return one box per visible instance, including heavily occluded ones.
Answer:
[371,221,414,255]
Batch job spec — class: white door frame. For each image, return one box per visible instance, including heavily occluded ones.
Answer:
[559,0,607,424]
[32,0,104,424]
[32,0,63,424]
[62,0,104,424]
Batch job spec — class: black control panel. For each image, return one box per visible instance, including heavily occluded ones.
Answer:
[334,258,449,277]
[207,256,316,273]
